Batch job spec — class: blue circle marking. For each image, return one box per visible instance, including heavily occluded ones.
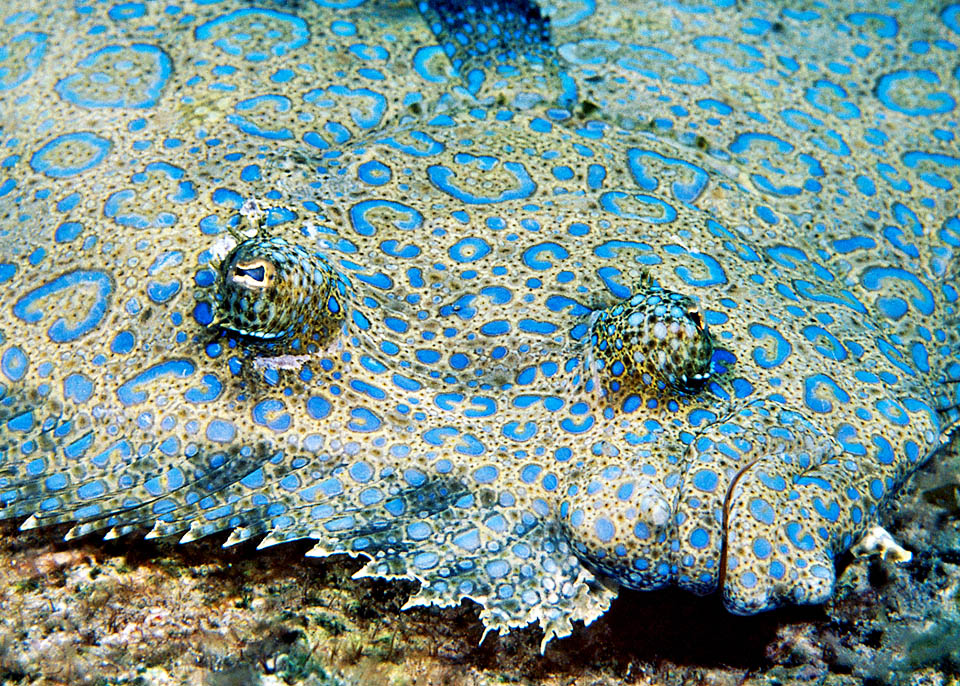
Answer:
[307,396,331,420]
[412,45,451,83]
[875,69,955,116]
[749,324,792,368]
[748,497,775,525]
[941,4,960,34]
[847,12,898,38]
[627,148,709,203]
[304,85,387,129]
[0,32,48,91]
[117,359,195,406]
[227,95,294,140]
[860,267,934,315]
[804,373,851,414]
[30,132,112,178]
[473,465,499,483]
[804,79,861,119]
[689,528,710,549]
[195,9,309,62]
[206,419,237,443]
[522,242,569,270]
[448,237,491,263]
[63,374,94,404]
[348,407,382,432]
[600,191,678,223]
[13,270,114,342]
[357,160,392,186]
[55,43,172,108]
[664,244,727,287]
[595,518,615,542]
[252,399,292,433]
[184,374,223,404]
[108,2,147,20]
[349,199,423,237]
[428,158,536,205]
[691,469,719,492]
[1,347,28,382]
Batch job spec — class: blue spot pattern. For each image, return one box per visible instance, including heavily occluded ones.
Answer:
[0,0,957,654]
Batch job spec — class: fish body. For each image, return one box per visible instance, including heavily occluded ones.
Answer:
[0,0,958,649]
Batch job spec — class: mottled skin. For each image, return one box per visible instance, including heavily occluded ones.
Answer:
[0,0,959,651]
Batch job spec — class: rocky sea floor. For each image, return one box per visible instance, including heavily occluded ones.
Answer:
[0,444,957,686]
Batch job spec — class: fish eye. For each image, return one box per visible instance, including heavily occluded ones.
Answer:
[236,265,265,281]
[230,258,275,289]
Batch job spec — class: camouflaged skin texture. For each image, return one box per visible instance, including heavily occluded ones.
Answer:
[0,0,959,651]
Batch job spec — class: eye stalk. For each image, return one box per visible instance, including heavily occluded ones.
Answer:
[214,236,351,350]
[583,282,714,396]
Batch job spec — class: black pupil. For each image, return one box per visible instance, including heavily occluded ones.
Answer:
[236,265,266,282]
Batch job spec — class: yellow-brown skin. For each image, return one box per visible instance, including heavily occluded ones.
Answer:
[0,0,957,651]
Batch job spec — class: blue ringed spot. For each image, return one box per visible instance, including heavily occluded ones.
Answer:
[448,237,491,263]
[30,132,112,178]
[55,43,172,108]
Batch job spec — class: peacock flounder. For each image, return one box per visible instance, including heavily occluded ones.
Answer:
[1,0,959,650]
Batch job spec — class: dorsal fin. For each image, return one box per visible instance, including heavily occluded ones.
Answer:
[416,0,575,108]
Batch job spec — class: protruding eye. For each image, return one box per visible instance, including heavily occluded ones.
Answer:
[583,285,714,396]
[230,259,274,289]
[213,236,351,345]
